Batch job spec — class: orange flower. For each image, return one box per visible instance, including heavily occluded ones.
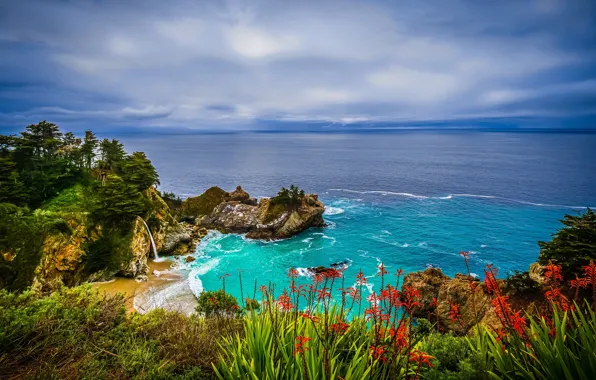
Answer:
[369,345,387,362]
[409,350,434,368]
[294,336,311,355]
[377,263,388,276]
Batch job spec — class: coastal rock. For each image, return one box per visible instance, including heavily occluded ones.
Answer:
[185,256,196,263]
[528,262,546,284]
[403,268,496,335]
[195,187,325,240]
[118,216,151,278]
[307,261,350,275]
[32,214,97,291]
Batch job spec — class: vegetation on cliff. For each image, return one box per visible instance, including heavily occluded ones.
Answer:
[0,121,166,291]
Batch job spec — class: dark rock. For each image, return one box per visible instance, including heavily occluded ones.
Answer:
[185,256,196,263]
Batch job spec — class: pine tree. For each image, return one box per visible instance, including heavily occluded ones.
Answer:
[80,130,98,169]
[539,208,596,276]
[118,152,160,191]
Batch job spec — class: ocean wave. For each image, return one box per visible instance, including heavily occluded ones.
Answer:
[328,188,592,209]
[324,207,345,215]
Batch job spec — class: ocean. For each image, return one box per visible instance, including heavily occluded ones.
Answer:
[119,131,596,303]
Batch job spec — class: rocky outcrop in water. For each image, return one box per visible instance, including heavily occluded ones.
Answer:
[183,186,325,240]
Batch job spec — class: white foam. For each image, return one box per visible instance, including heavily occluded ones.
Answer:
[324,207,345,215]
[329,188,592,209]
[481,244,488,248]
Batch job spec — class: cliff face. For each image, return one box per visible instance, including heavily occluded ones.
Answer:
[184,186,325,240]
[31,188,186,291]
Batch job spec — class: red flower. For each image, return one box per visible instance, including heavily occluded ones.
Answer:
[583,261,596,285]
[317,287,331,301]
[569,276,588,290]
[330,317,349,335]
[300,311,321,323]
[483,264,499,294]
[544,262,563,284]
[369,345,387,362]
[346,286,361,302]
[219,273,231,280]
[377,263,388,276]
[389,325,408,349]
[401,286,422,312]
[356,269,368,284]
[430,297,438,308]
[287,268,299,279]
[448,303,461,323]
[208,296,217,304]
[460,251,471,259]
[277,292,293,311]
[259,285,268,293]
[409,350,434,368]
[294,336,311,355]
[323,268,342,279]
[395,268,404,277]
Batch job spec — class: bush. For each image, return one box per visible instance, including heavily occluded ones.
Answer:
[504,270,541,296]
[420,332,485,379]
[0,285,242,379]
[196,289,241,317]
[270,185,305,205]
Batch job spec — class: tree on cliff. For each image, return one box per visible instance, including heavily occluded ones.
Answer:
[98,138,125,171]
[80,130,98,170]
[539,208,596,276]
[92,175,146,225]
[118,152,160,191]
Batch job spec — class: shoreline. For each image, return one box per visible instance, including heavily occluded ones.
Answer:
[92,258,197,314]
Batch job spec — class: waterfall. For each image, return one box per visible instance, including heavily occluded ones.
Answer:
[140,217,159,260]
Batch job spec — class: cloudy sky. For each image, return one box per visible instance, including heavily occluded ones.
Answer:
[1,0,595,131]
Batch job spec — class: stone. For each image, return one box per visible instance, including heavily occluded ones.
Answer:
[185,256,196,263]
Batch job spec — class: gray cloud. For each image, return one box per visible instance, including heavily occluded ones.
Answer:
[0,0,595,130]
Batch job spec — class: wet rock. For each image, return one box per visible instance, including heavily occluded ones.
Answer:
[185,256,196,263]
[135,275,148,282]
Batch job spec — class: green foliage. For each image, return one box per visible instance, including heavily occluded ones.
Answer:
[504,270,541,296]
[84,226,133,275]
[270,184,306,205]
[419,332,485,379]
[0,204,47,291]
[81,130,98,169]
[196,289,241,317]
[118,151,160,191]
[0,286,238,379]
[471,302,596,379]
[539,208,596,277]
[98,138,126,170]
[92,175,147,226]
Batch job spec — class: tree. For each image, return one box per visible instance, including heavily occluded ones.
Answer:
[118,152,160,191]
[80,130,98,169]
[93,175,147,225]
[99,139,125,171]
[538,208,596,276]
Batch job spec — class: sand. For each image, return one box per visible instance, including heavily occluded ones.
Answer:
[92,259,198,315]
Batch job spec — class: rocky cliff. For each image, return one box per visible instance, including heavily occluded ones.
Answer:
[30,187,193,291]
[182,186,325,239]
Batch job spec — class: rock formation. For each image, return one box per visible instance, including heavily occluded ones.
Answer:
[402,268,498,335]
[182,186,326,240]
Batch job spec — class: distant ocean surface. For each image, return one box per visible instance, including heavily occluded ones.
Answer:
[120,132,596,302]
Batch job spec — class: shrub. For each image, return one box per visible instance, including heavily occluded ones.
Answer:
[504,270,541,296]
[196,289,241,317]
[270,184,305,205]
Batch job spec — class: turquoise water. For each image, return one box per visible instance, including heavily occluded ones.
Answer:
[176,192,572,302]
[118,132,596,304]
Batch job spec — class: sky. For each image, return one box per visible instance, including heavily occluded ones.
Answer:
[0,0,595,132]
